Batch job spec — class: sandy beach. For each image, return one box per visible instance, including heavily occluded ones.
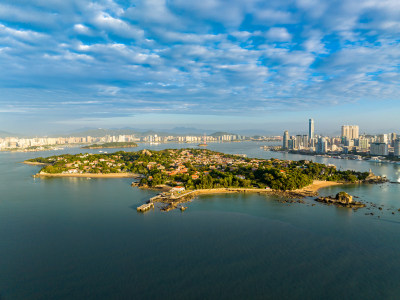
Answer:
[295,180,343,193]
[193,181,343,195]
[22,161,50,166]
[154,180,344,205]
[36,172,141,178]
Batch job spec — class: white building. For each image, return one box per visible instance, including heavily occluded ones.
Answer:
[317,137,328,154]
[341,125,359,140]
[370,143,389,156]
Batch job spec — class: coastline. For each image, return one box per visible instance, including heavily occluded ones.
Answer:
[149,180,346,207]
[294,180,343,193]
[188,180,344,197]
[81,145,138,149]
[35,172,141,178]
[22,161,50,166]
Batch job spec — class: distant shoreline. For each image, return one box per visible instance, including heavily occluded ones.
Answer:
[81,144,138,149]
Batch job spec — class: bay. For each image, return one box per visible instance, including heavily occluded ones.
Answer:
[0,142,400,299]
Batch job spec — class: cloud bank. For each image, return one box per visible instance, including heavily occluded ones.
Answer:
[0,0,399,126]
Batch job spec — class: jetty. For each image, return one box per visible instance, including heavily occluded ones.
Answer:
[137,202,154,212]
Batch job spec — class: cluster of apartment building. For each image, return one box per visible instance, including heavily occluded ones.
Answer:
[283,120,400,157]
[0,133,244,150]
[143,134,244,143]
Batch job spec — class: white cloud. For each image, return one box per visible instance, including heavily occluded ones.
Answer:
[265,27,292,41]
[92,12,144,40]
[73,24,92,35]
[0,24,48,42]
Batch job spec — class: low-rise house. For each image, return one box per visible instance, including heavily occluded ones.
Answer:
[170,186,185,192]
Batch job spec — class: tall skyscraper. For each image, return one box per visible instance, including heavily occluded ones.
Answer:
[309,118,314,140]
[341,125,359,140]
[283,130,289,149]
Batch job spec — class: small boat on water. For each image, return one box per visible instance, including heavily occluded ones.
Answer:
[180,206,187,211]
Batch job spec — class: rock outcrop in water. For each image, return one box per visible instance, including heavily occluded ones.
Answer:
[315,192,366,208]
[364,169,389,184]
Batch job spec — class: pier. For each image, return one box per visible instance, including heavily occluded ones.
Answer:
[137,202,154,212]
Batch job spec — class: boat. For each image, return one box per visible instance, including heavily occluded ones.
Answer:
[180,206,187,211]
[369,157,382,162]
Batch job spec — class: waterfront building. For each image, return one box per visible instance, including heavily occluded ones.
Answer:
[394,139,400,157]
[302,135,308,148]
[309,138,317,148]
[283,131,289,149]
[295,135,302,149]
[341,125,359,140]
[309,118,314,142]
[356,137,370,150]
[370,142,389,156]
[288,138,296,150]
[316,137,327,154]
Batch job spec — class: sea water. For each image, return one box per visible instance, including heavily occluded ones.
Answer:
[0,142,399,299]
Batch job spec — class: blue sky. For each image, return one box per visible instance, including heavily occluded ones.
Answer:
[0,0,399,134]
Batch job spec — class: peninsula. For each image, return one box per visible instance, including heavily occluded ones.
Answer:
[26,148,377,203]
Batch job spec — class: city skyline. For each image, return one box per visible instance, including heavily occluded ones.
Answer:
[1,1,400,133]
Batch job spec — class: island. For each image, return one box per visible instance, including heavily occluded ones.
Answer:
[81,142,138,149]
[24,148,381,211]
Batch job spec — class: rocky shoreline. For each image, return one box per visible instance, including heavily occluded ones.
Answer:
[137,181,347,212]
[315,192,366,208]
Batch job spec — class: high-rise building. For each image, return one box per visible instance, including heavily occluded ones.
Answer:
[341,125,359,140]
[309,118,314,141]
[370,143,389,156]
[288,138,296,150]
[376,134,388,144]
[295,135,303,149]
[283,131,289,149]
[316,137,327,154]
[394,139,400,157]
[356,137,370,150]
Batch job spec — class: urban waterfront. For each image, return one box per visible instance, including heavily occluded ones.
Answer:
[1,142,400,299]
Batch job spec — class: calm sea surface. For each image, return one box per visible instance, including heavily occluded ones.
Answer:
[1,142,400,299]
